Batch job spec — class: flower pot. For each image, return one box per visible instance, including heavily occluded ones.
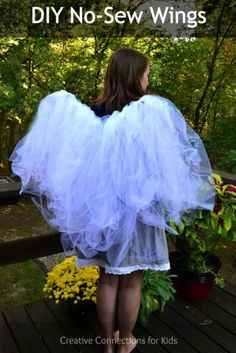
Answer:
[169,251,221,302]
[63,300,96,316]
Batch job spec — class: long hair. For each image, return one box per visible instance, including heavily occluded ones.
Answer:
[96,47,149,113]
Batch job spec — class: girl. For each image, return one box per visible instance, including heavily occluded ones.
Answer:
[9,47,215,353]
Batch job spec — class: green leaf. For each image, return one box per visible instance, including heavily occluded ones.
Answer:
[224,216,232,231]
[211,217,218,230]
[178,220,185,235]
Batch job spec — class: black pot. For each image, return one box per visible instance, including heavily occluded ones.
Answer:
[169,251,221,302]
[63,300,96,317]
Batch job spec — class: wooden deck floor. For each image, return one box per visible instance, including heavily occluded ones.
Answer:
[1,281,235,353]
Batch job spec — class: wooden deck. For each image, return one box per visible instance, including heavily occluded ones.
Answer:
[1,281,235,353]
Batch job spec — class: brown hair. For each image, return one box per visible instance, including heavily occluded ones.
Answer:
[96,47,149,114]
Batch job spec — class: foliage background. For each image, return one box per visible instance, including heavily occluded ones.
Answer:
[0,0,235,173]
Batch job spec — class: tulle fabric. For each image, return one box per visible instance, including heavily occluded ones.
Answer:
[9,90,215,267]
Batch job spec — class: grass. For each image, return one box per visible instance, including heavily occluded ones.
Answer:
[0,260,46,310]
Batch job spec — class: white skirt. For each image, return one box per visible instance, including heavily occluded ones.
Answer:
[76,220,171,274]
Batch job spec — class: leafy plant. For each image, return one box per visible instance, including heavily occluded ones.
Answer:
[168,173,236,283]
[139,270,176,326]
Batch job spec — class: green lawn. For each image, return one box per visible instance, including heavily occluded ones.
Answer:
[0,260,46,310]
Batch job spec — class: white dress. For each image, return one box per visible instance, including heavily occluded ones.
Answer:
[76,220,171,274]
[9,90,215,274]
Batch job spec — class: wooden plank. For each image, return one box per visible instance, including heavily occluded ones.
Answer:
[155,303,227,353]
[47,299,165,353]
[2,293,236,353]
[133,323,169,353]
[0,182,21,193]
[0,312,19,353]
[45,299,102,353]
[191,297,236,336]
[221,280,236,297]
[70,301,162,353]
[0,232,63,266]
[142,310,198,353]
[208,286,236,317]
[25,300,78,353]
[5,176,16,183]
[71,301,166,353]
[3,305,49,353]
[0,181,21,198]
[0,177,20,204]
[168,297,236,353]
[74,300,142,352]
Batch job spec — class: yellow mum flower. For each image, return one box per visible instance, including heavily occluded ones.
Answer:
[43,256,99,305]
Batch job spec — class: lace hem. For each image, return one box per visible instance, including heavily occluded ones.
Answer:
[75,257,170,274]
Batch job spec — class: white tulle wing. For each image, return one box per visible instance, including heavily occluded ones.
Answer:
[9,91,215,267]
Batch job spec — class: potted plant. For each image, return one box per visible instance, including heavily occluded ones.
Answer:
[139,270,176,326]
[43,256,99,314]
[168,173,236,302]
